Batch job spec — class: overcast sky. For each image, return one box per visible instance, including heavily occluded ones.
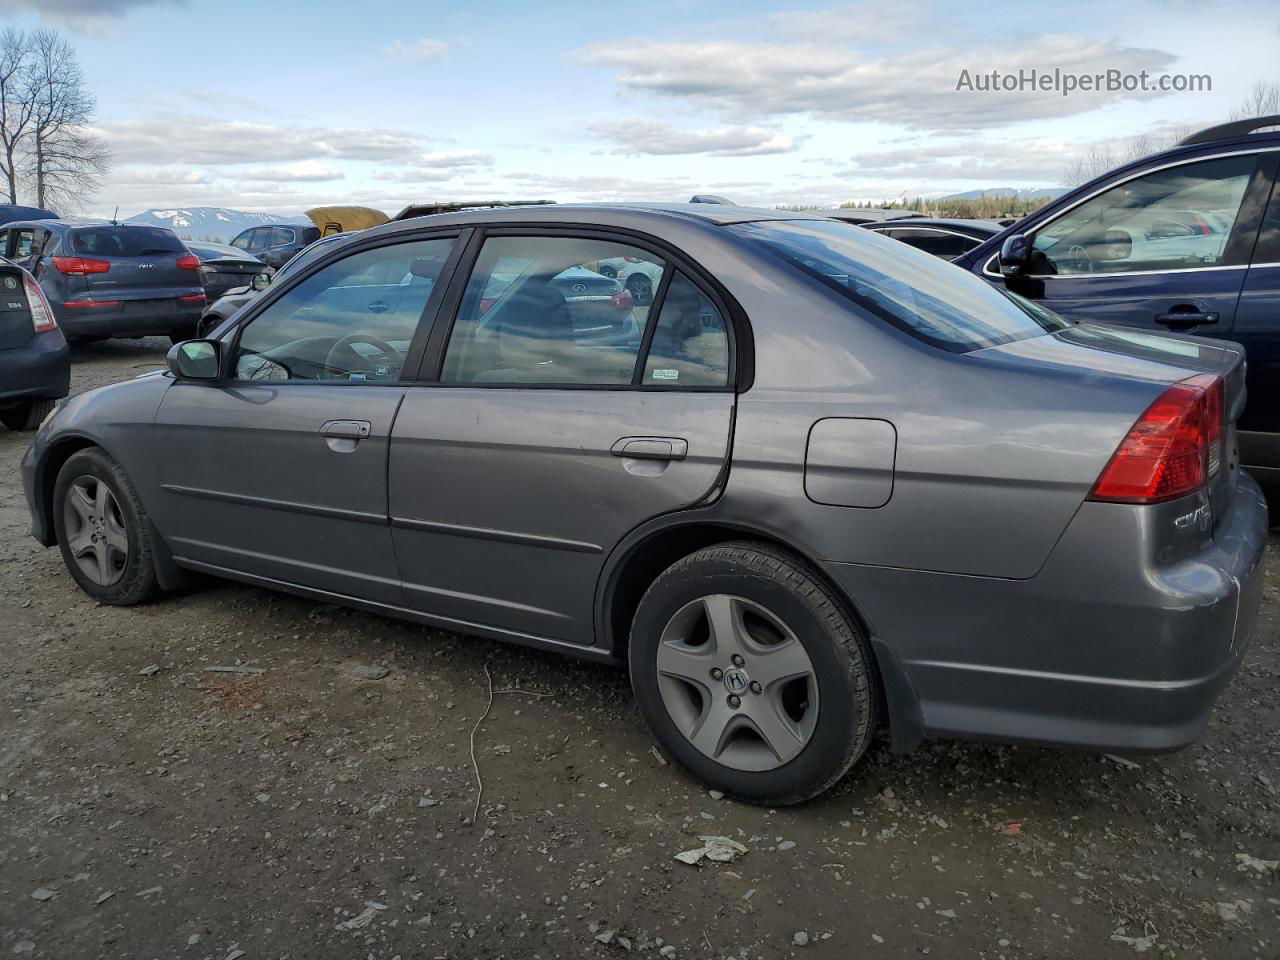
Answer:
[0,0,1276,217]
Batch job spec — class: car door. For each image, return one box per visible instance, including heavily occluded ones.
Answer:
[1232,164,1280,481]
[388,230,737,647]
[150,233,460,603]
[999,152,1275,337]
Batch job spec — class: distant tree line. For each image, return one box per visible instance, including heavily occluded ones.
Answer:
[0,28,108,213]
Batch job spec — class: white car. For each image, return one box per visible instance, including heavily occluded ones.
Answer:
[595,255,662,305]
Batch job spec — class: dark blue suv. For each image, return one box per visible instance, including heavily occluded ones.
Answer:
[956,114,1280,487]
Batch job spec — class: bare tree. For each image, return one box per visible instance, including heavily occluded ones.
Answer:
[0,28,35,204]
[1230,81,1280,121]
[1061,127,1189,188]
[23,29,108,213]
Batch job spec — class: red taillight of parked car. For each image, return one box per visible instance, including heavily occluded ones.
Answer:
[22,272,57,332]
[1088,374,1223,504]
[176,254,201,271]
[612,289,634,310]
[180,293,206,302]
[51,256,111,275]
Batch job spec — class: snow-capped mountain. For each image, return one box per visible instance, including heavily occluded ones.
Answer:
[937,188,1065,201]
[125,207,310,242]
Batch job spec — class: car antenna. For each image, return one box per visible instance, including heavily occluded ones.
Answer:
[111,205,119,226]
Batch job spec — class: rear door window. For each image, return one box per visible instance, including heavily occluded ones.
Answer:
[270,227,295,247]
[442,235,661,385]
[642,272,729,386]
[70,226,185,256]
[8,228,34,259]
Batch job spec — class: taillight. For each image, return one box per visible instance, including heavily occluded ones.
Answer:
[21,272,57,332]
[1088,375,1222,504]
[180,293,206,302]
[176,254,201,270]
[51,256,110,275]
[612,289,634,310]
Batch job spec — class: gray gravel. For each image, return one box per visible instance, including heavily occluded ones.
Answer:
[1,337,1278,958]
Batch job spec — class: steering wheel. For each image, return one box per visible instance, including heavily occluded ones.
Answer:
[324,333,402,381]
[1063,243,1094,274]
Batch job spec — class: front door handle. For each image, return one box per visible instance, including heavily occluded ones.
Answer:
[367,300,389,313]
[611,436,688,461]
[322,419,371,453]
[1155,308,1220,327]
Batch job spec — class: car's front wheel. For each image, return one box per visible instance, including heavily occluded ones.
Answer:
[0,399,55,432]
[626,273,653,306]
[629,542,878,805]
[53,448,160,605]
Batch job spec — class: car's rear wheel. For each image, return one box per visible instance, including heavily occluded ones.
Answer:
[0,399,54,432]
[598,264,618,279]
[626,273,653,306]
[629,542,878,805]
[53,448,159,605]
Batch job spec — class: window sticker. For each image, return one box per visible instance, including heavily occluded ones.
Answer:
[651,368,679,381]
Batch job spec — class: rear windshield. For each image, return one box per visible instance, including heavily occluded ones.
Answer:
[730,219,1067,353]
[70,226,186,256]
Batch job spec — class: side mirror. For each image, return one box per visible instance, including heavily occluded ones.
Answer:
[166,339,221,381]
[251,271,272,292]
[999,233,1033,276]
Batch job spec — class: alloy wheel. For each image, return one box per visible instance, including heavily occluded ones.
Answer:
[655,594,819,772]
[62,475,129,586]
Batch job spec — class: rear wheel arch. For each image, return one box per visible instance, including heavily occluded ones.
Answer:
[599,520,873,657]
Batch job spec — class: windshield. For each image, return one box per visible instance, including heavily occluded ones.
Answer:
[731,219,1067,352]
[71,225,185,256]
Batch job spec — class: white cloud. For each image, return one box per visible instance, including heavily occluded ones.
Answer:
[385,38,450,63]
[240,160,345,183]
[91,114,427,165]
[416,149,495,168]
[770,0,934,43]
[591,119,797,156]
[580,34,1180,131]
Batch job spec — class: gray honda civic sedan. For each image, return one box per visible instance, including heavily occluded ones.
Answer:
[21,204,1268,804]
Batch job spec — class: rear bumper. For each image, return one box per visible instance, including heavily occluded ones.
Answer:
[0,330,70,404]
[56,301,203,338]
[825,472,1269,753]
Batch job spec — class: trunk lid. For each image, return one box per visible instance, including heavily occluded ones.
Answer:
[976,322,1246,530]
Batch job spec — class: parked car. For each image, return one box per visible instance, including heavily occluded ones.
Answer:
[595,255,662,305]
[0,220,206,344]
[825,208,926,226]
[0,204,56,227]
[860,218,1004,260]
[955,113,1280,488]
[228,223,321,270]
[185,241,270,303]
[22,204,1267,804]
[0,257,68,430]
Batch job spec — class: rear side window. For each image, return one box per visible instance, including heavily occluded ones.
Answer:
[71,226,185,256]
[643,272,729,386]
[270,227,295,246]
[733,219,1067,353]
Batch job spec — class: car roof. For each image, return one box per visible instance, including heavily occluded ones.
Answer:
[368,202,819,238]
[4,218,181,232]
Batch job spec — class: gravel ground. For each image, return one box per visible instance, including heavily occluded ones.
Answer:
[1,337,1278,960]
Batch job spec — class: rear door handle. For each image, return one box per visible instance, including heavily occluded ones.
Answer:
[322,419,371,452]
[611,436,688,461]
[1155,309,1219,326]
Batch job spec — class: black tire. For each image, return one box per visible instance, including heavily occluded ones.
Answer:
[52,447,160,606]
[0,399,54,432]
[629,541,878,805]
[626,273,653,306]
[598,264,618,279]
